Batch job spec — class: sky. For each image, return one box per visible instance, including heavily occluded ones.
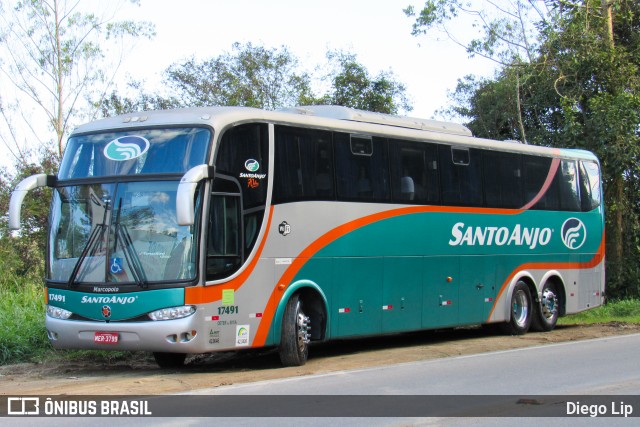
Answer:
[116,0,497,120]
[1,0,499,171]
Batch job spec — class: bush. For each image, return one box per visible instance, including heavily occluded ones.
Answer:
[0,274,50,365]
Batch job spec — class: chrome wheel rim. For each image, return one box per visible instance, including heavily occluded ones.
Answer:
[541,288,558,320]
[512,289,529,328]
[296,305,311,353]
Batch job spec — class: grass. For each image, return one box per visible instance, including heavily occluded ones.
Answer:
[1,275,640,366]
[559,299,640,325]
[0,275,147,366]
[0,275,50,365]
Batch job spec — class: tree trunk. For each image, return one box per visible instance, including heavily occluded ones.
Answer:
[602,0,615,48]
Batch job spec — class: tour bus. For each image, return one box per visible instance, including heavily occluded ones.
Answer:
[9,105,605,368]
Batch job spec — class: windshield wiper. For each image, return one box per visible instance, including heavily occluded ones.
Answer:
[68,198,109,287]
[68,224,106,287]
[114,199,148,288]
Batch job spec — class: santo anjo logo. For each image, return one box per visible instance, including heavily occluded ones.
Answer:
[561,218,587,250]
[244,159,260,172]
[104,136,150,161]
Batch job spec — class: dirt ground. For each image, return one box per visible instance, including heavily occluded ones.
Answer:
[1,322,638,395]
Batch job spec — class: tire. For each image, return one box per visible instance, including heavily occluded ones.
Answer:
[500,281,532,335]
[279,294,311,367]
[153,352,186,369]
[531,282,560,332]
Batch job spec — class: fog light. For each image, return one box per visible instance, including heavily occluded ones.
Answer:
[148,305,195,321]
[180,330,197,342]
[46,305,72,320]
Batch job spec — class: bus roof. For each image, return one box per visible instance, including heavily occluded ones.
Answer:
[71,106,598,162]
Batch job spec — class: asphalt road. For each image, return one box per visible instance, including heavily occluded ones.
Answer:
[195,333,640,396]
[6,334,640,427]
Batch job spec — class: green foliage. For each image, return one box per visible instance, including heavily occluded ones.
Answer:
[164,42,314,110]
[559,299,640,325]
[410,0,640,298]
[0,0,156,157]
[98,81,181,117]
[99,44,413,116]
[0,274,49,364]
[0,150,58,278]
[314,51,412,114]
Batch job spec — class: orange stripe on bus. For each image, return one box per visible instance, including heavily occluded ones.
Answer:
[252,205,522,347]
[487,232,606,321]
[520,157,560,210]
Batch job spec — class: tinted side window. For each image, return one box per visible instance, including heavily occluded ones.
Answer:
[206,193,242,281]
[439,146,483,206]
[483,151,523,208]
[335,133,390,202]
[215,123,269,255]
[579,160,601,211]
[273,126,334,203]
[523,156,554,210]
[559,160,580,211]
[216,124,269,210]
[389,139,439,204]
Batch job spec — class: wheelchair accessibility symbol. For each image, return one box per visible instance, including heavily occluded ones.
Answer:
[110,257,123,274]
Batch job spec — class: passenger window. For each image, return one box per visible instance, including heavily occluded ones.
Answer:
[439,146,483,206]
[273,126,334,203]
[335,133,390,202]
[483,151,522,208]
[579,160,601,211]
[523,156,555,210]
[389,139,439,204]
[559,160,580,211]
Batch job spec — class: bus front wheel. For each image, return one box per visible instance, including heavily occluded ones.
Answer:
[153,352,186,369]
[279,294,311,367]
[501,281,532,335]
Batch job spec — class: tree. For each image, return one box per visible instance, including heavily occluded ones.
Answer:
[0,0,155,282]
[98,80,180,117]
[0,150,57,279]
[314,51,413,115]
[405,0,548,142]
[101,45,413,117]
[163,42,314,110]
[407,0,640,297]
[0,0,155,162]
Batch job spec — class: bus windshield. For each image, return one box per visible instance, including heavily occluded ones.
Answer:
[58,127,211,179]
[48,126,210,286]
[48,181,201,285]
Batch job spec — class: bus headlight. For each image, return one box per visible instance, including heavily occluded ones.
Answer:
[148,305,196,321]
[46,305,73,320]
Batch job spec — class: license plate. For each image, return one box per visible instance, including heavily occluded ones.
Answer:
[94,332,119,344]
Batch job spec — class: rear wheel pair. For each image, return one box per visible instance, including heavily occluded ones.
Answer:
[501,281,559,335]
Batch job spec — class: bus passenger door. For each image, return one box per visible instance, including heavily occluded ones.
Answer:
[422,256,459,328]
[382,257,423,333]
[333,257,383,337]
[458,256,496,325]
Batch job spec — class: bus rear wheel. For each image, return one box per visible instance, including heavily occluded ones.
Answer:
[279,294,311,367]
[153,352,186,369]
[531,283,559,332]
[501,281,532,335]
